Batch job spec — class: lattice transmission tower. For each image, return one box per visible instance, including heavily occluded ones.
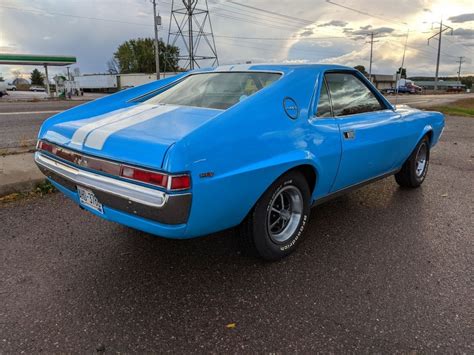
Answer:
[167,0,219,70]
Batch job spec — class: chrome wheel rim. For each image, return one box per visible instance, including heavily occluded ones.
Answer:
[415,143,428,177]
[267,186,303,243]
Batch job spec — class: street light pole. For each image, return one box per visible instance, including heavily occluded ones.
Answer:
[434,20,443,91]
[152,0,161,80]
[368,32,374,82]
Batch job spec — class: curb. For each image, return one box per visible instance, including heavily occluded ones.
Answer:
[0,178,46,197]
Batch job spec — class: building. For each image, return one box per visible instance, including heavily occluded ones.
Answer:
[415,80,466,92]
[371,74,396,90]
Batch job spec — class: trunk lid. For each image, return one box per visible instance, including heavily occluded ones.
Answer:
[41,103,221,169]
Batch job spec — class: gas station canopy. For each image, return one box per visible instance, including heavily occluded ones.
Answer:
[0,53,76,66]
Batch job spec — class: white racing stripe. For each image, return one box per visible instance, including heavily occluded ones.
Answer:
[70,104,155,146]
[84,105,178,150]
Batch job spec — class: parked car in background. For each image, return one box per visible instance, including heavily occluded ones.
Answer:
[35,64,445,260]
[29,85,46,92]
[6,83,17,91]
[380,88,396,95]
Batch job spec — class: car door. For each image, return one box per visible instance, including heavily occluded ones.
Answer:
[325,71,402,192]
[307,75,343,200]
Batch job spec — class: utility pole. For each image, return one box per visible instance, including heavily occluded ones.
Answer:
[366,32,378,82]
[427,20,453,90]
[457,56,465,82]
[152,0,161,79]
[187,0,195,69]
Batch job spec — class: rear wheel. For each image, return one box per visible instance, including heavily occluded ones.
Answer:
[238,171,311,261]
[395,135,430,188]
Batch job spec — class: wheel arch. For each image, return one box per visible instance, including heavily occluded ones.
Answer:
[419,125,434,147]
[287,164,317,195]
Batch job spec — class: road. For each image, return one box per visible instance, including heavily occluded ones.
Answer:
[0,100,85,150]
[0,93,472,150]
[1,114,472,352]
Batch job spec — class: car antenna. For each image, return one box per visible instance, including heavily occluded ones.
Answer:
[395,29,410,109]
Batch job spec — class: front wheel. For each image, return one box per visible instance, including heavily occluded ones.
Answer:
[395,135,430,188]
[238,171,311,261]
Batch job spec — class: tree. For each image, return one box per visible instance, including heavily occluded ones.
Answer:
[397,67,407,79]
[113,38,180,74]
[30,69,44,86]
[354,65,368,77]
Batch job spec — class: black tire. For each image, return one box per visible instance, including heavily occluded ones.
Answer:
[395,135,430,188]
[238,170,311,261]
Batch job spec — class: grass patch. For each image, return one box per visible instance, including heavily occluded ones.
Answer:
[35,180,56,195]
[427,97,474,117]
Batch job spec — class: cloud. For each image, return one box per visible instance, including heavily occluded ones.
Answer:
[360,25,372,30]
[317,20,347,27]
[300,29,314,37]
[452,28,474,38]
[448,13,474,23]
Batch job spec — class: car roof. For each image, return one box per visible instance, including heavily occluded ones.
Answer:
[196,63,352,74]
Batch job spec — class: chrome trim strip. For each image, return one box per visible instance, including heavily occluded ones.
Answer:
[312,169,400,207]
[35,152,168,208]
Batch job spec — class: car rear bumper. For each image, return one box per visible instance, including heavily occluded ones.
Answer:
[35,151,192,228]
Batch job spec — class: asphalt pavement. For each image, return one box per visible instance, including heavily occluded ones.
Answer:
[1,114,473,352]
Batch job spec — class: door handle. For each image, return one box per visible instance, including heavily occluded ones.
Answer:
[343,130,355,139]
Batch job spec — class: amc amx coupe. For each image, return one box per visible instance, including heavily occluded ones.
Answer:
[36,64,444,260]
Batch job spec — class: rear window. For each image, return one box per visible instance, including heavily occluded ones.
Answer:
[145,72,281,110]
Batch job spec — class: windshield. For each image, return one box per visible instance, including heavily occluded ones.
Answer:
[145,72,281,110]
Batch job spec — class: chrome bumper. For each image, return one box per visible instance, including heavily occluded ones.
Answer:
[35,152,191,225]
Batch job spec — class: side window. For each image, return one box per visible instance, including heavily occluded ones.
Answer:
[325,73,384,116]
[316,80,332,118]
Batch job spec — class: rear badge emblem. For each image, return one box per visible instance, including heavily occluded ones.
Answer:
[283,97,299,119]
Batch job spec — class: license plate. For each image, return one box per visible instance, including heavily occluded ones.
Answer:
[77,186,103,214]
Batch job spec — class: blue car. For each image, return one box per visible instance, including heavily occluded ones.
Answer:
[36,64,445,260]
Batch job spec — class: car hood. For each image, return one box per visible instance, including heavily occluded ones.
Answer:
[40,103,222,169]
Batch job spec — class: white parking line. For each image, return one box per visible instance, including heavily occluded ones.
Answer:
[0,110,62,116]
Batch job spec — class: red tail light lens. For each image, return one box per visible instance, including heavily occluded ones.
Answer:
[120,165,190,191]
[121,166,168,188]
[37,140,54,153]
[170,175,191,190]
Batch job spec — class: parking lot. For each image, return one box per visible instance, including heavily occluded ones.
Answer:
[1,107,472,352]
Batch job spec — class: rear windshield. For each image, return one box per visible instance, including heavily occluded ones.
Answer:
[145,72,281,110]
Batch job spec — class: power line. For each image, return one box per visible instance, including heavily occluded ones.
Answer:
[225,0,313,25]
[208,1,310,29]
[0,4,153,27]
[214,34,347,41]
[325,0,408,26]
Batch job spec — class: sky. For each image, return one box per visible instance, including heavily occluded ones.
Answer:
[0,0,473,81]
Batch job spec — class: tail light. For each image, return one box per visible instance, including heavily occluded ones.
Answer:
[37,140,191,192]
[120,165,190,191]
[37,140,54,153]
